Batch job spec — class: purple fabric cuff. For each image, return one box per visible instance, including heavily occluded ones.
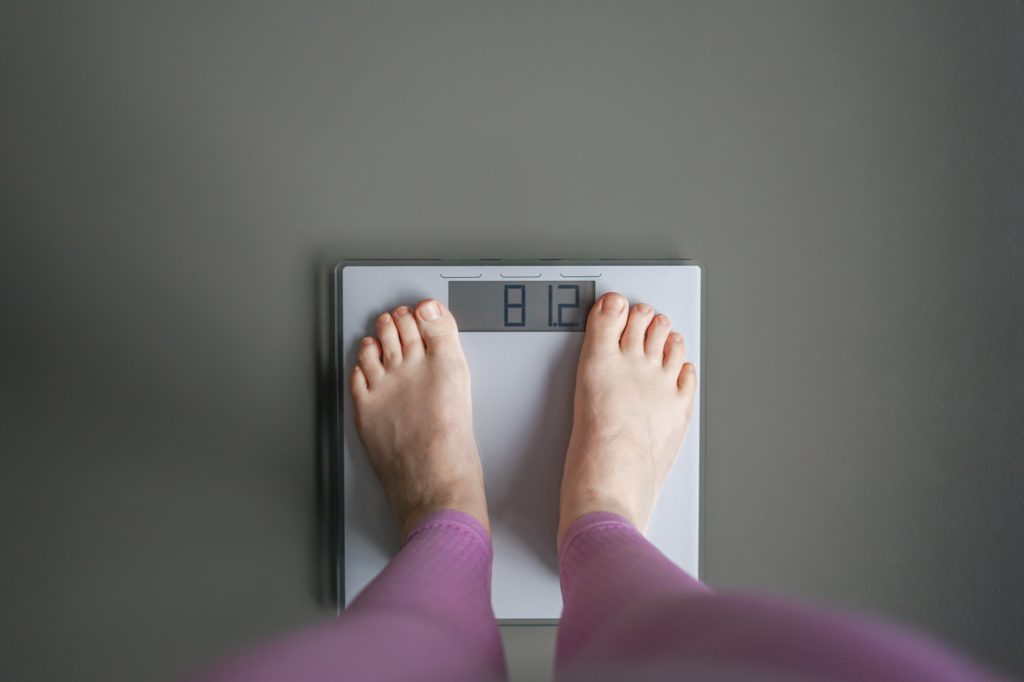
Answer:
[404,509,492,551]
[559,511,638,559]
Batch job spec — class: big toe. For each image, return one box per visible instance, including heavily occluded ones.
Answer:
[414,299,461,353]
[583,292,629,353]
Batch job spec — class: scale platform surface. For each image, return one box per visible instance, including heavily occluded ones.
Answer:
[334,260,703,621]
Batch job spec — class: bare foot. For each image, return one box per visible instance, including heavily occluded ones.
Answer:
[350,299,489,542]
[558,292,698,548]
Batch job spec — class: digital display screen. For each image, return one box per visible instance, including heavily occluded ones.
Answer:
[448,281,596,332]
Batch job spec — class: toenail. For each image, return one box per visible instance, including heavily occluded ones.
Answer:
[656,314,671,326]
[377,314,391,325]
[601,295,626,312]
[672,333,684,343]
[394,306,410,317]
[636,303,652,314]
[361,336,375,346]
[419,300,442,321]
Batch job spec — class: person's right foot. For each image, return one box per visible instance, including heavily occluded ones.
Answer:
[558,292,698,548]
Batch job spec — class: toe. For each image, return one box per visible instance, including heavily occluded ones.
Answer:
[350,365,369,397]
[414,299,461,353]
[678,362,698,409]
[583,292,629,354]
[392,306,424,360]
[663,332,687,373]
[621,303,655,352]
[376,312,402,367]
[645,313,671,358]
[357,336,386,385]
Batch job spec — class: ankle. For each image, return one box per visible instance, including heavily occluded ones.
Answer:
[398,495,490,543]
[558,492,637,549]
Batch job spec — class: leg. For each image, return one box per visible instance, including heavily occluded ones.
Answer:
[193,510,502,682]
[557,511,709,667]
[190,300,504,682]
[558,512,1003,681]
[556,293,1005,681]
[556,291,701,670]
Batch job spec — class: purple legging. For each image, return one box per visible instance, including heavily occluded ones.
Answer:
[191,511,1005,682]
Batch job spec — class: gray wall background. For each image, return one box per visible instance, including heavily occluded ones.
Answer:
[2,2,1022,681]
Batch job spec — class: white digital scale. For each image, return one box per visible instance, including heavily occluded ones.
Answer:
[333,260,704,622]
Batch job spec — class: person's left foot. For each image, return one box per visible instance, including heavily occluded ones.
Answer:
[350,299,489,541]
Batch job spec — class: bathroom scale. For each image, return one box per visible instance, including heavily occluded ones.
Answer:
[333,259,704,622]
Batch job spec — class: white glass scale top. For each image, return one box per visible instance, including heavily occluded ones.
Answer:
[336,262,702,621]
